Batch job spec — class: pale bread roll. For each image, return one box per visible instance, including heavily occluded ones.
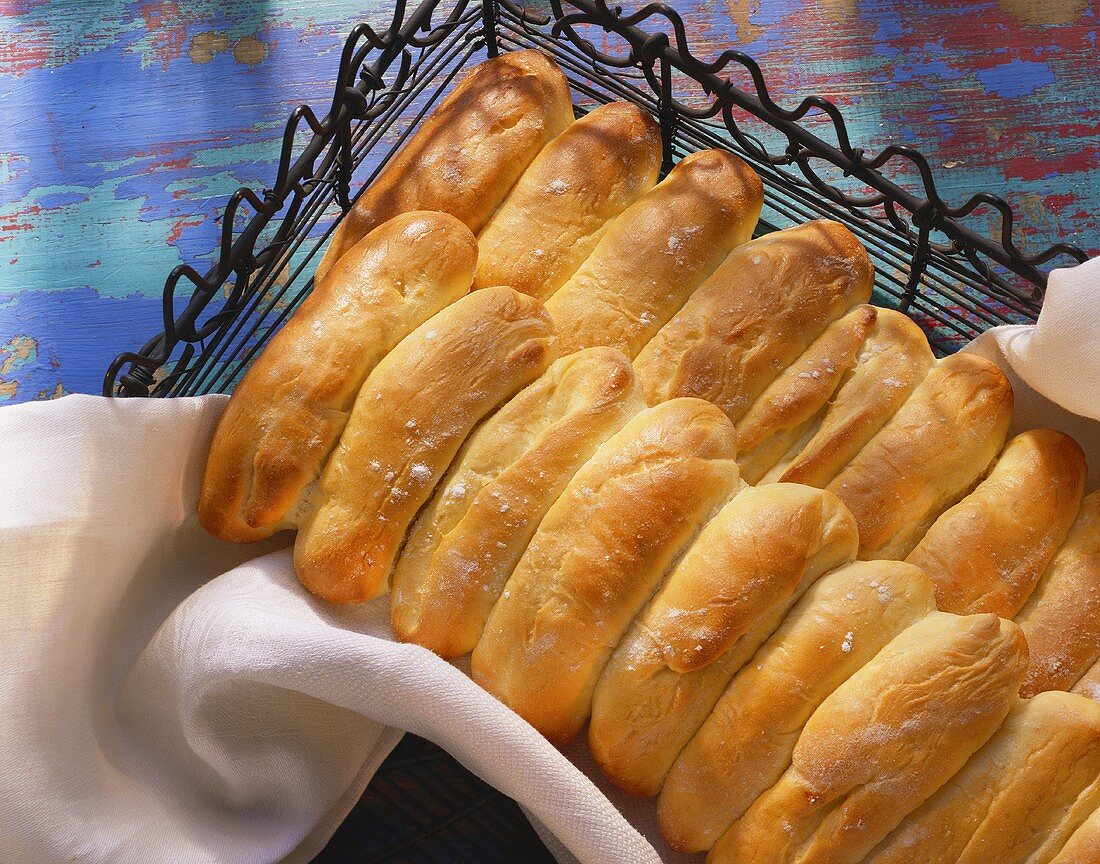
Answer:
[767,308,934,487]
[866,691,1100,864]
[1053,807,1100,864]
[1074,658,1100,702]
[315,50,572,283]
[588,484,859,798]
[473,102,662,300]
[708,611,1028,864]
[660,560,936,853]
[545,149,763,357]
[827,352,1014,560]
[470,398,739,744]
[390,347,645,657]
[736,306,878,484]
[199,211,476,543]
[294,287,556,604]
[1019,490,1100,697]
[907,429,1086,617]
[635,219,874,423]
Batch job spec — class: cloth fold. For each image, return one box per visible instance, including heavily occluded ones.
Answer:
[964,255,1100,489]
[0,257,1096,864]
[0,396,672,864]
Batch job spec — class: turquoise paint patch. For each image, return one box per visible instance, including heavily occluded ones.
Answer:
[0,179,184,299]
[189,137,283,169]
[0,153,31,188]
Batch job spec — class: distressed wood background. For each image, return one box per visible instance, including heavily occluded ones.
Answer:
[0,0,1097,403]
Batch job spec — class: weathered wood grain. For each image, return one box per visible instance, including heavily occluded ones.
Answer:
[0,0,1096,401]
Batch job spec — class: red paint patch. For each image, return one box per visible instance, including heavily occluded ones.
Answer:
[158,156,192,171]
[166,216,205,245]
[0,214,34,238]
[875,2,1098,67]
[0,0,47,16]
[0,28,53,77]
[1044,192,1077,214]
[1004,149,1100,182]
[140,0,188,68]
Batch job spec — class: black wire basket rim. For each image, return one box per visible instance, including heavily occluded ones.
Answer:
[104,0,1088,400]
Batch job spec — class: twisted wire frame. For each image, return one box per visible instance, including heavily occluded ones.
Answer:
[101,2,1093,858]
[105,0,1088,395]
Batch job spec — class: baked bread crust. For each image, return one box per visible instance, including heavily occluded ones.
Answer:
[473,102,662,300]
[315,49,572,283]
[545,149,763,358]
[770,308,934,486]
[866,691,1100,864]
[588,483,858,798]
[1074,657,1100,702]
[634,219,874,423]
[708,612,1027,864]
[391,347,645,657]
[199,211,476,543]
[827,352,1014,560]
[294,287,556,604]
[907,428,1086,617]
[736,306,878,484]
[470,398,739,745]
[1053,807,1100,864]
[659,560,936,853]
[1019,489,1100,697]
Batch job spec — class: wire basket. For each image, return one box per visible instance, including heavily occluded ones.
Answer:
[102,0,1090,859]
[313,734,557,863]
[103,0,1087,398]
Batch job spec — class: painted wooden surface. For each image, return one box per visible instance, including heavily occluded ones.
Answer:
[0,0,1097,402]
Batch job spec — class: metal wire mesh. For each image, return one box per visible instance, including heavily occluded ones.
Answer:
[312,735,557,864]
[103,0,1091,859]
[104,0,1086,396]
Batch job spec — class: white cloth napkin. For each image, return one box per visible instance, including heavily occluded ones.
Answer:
[1,257,1097,864]
[963,256,1100,491]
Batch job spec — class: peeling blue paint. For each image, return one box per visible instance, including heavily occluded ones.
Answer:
[976,59,1057,98]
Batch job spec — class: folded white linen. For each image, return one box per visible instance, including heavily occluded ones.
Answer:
[0,256,1095,864]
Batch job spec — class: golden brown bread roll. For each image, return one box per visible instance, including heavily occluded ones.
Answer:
[1074,658,1100,702]
[315,50,572,283]
[544,149,763,357]
[1053,807,1100,864]
[634,219,874,423]
[1019,490,1100,697]
[471,398,739,744]
[866,691,1100,864]
[473,102,662,300]
[708,611,1027,864]
[736,306,878,484]
[199,211,477,543]
[767,308,934,486]
[294,287,556,604]
[906,429,1086,617]
[660,560,936,853]
[390,347,645,657]
[588,484,859,798]
[827,351,1014,560]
